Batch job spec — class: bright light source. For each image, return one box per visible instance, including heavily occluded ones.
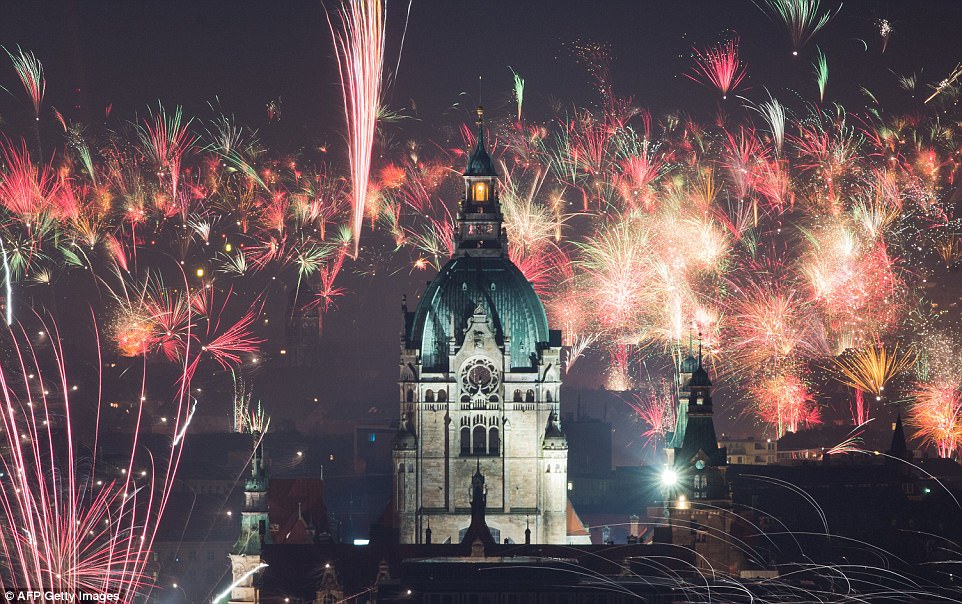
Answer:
[353,539,370,546]
[196,268,205,278]
[660,468,678,487]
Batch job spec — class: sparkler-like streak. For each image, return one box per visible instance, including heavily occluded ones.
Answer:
[0,317,194,598]
[328,0,386,258]
[212,562,268,604]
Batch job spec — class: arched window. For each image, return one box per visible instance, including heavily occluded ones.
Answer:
[489,427,500,455]
[460,427,470,455]
[398,463,405,474]
[425,390,435,402]
[546,391,553,403]
[473,425,486,454]
[438,389,447,402]
[406,389,414,403]
[525,389,535,402]
[513,389,522,402]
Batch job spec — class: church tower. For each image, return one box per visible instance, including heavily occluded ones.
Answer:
[228,430,270,603]
[665,353,743,574]
[393,106,577,545]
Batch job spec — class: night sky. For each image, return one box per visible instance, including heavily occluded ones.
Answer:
[2,0,962,447]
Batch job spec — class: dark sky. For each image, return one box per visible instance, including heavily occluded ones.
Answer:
[1,1,961,447]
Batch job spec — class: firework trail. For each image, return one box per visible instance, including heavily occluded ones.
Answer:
[813,47,828,101]
[755,0,840,56]
[5,46,45,162]
[328,0,386,258]
[877,19,893,53]
[686,37,747,100]
[510,67,525,122]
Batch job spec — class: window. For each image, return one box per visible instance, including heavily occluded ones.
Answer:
[525,389,535,402]
[693,474,708,499]
[406,389,414,403]
[460,428,471,455]
[489,427,500,455]
[425,390,435,402]
[438,389,447,402]
[513,389,522,402]
[473,425,486,454]
[473,181,489,202]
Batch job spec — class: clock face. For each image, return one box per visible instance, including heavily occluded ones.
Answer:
[461,357,499,395]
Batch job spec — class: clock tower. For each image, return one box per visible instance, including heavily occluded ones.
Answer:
[393,107,582,545]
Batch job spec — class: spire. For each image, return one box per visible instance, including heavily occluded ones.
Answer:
[888,412,909,460]
[464,104,497,177]
[460,462,495,547]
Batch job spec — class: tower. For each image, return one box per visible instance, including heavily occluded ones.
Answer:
[393,106,576,545]
[228,431,270,604]
[666,352,743,573]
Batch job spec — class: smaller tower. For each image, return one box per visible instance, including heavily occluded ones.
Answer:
[456,106,506,255]
[541,411,568,543]
[228,431,270,604]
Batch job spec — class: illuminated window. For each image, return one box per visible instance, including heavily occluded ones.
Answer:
[473,181,488,202]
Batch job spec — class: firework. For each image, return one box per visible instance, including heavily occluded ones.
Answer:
[0,318,193,597]
[828,344,916,397]
[752,373,821,437]
[813,47,828,101]
[686,37,747,100]
[510,67,525,122]
[877,19,893,53]
[909,381,962,459]
[5,46,45,162]
[626,379,677,449]
[327,0,386,258]
[756,0,840,55]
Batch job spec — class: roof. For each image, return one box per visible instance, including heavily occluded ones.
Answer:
[407,255,551,371]
[566,500,589,538]
[690,365,711,387]
[268,478,329,544]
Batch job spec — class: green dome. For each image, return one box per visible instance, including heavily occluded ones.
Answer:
[407,255,553,372]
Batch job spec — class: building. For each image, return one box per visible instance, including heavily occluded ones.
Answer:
[662,352,745,574]
[719,436,777,465]
[392,106,585,545]
[227,430,270,604]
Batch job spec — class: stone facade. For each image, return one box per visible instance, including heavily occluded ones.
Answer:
[393,107,570,545]
[394,303,567,544]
